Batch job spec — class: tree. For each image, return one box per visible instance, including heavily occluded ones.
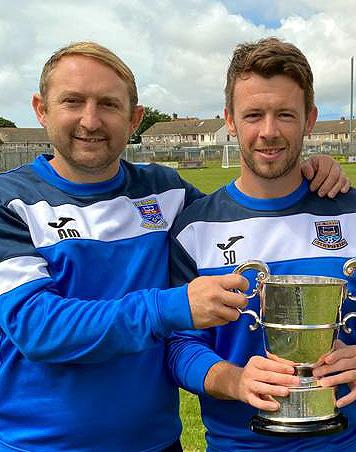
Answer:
[130,107,170,143]
[0,117,16,128]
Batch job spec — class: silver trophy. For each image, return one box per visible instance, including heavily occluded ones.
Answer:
[233,259,356,436]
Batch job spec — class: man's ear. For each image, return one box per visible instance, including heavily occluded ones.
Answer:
[224,107,237,137]
[129,105,144,135]
[305,105,318,135]
[32,94,47,128]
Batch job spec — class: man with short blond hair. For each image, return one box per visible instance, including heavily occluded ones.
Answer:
[0,41,251,451]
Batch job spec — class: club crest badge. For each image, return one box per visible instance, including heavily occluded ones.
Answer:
[134,198,168,230]
[312,220,347,250]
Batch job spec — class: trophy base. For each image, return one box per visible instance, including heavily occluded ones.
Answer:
[250,413,348,437]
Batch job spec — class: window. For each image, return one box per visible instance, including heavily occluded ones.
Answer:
[227,134,230,142]
[200,135,204,142]
[334,133,338,139]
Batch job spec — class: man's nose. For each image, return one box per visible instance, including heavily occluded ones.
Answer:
[259,115,281,141]
[79,102,102,131]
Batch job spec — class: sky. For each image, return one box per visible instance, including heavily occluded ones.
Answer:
[1,0,355,127]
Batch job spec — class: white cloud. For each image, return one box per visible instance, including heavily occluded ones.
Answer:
[0,0,355,126]
[276,12,356,119]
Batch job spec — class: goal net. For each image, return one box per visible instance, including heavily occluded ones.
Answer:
[222,144,240,168]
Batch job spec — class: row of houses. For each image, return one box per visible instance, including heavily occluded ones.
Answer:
[141,117,236,148]
[1,117,356,163]
[305,118,356,154]
[141,116,356,154]
[0,127,51,151]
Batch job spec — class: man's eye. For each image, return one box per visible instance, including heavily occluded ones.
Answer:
[244,113,260,121]
[63,98,81,104]
[102,101,119,109]
[280,112,295,119]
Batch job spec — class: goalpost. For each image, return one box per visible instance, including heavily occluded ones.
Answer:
[222,144,240,168]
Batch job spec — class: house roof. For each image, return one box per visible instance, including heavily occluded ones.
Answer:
[141,118,225,136]
[311,119,356,134]
[0,128,50,144]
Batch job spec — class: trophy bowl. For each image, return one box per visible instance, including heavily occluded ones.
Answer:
[233,260,356,436]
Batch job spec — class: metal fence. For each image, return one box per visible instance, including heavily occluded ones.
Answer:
[123,144,225,163]
[1,144,221,171]
[0,145,53,172]
[2,142,356,173]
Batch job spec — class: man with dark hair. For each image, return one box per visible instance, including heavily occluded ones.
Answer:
[168,37,356,451]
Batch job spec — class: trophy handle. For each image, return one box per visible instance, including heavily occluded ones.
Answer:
[233,259,270,299]
[341,312,356,334]
[343,258,356,301]
[236,308,261,331]
[233,260,270,331]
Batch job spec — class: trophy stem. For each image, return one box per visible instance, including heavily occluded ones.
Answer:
[294,365,316,386]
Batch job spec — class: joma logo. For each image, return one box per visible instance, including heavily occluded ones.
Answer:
[216,236,244,266]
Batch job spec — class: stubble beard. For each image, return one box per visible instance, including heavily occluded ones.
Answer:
[239,141,302,180]
[51,133,121,177]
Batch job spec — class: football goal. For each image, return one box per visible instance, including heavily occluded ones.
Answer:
[222,144,240,168]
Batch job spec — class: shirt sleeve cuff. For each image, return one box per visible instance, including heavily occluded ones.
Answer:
[153,284,193,337]
[182,350,223,394]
